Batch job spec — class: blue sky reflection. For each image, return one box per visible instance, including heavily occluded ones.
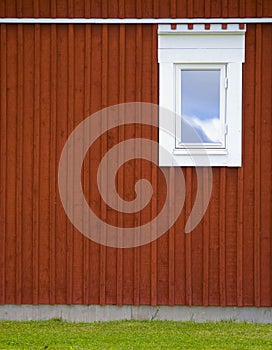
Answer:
[181,70,220,143]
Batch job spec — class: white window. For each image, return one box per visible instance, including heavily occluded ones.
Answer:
[158,24,246,166]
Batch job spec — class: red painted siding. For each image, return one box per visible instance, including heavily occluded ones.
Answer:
[0,2,272,306]
[0,0,272,18]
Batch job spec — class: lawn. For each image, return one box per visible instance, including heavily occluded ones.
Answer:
[0,319,271,349]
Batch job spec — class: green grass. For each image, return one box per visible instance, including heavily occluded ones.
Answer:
[0,319,271,349]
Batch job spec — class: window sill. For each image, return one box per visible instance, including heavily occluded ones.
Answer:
[173,148,228,156]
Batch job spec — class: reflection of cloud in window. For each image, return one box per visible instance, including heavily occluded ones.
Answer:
[181,70,220,119]
[181,69,220,143]
[182,114,221,143]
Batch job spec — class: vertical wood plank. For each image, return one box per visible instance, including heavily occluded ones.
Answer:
[194,0,206,17]
[168,169,175,305]
[73,0,85,17]
[132,24,143,306]
[119,0,125,18]
[173,172,186,305]
[158,1,170,18]
[202,168,209,306]
[219,168,226,306]
[237,167,244,305]
[33,24,40,305]
[0,24,7,304]
[88,24,101,305]
[16,0,22,17]
[82,24,91,305]
[225,169,239,305]
[237,26,247,304]
[136,0,142,17]
[21,25,34,304]
[84,0,91,17]
[103,24,118,305]
[15,24,23,304]
[72,25,85,303]
[263,0,272,17]
[239,0,245,17]
[222,0,228,17]
[107,1,118,18]
[39,0,50,17]
[51,0,57,21]
[191,171,203,305]
[55,25,68,304]
[56,0,68,17]
[210,0,221,17]
[176,0,188,18]
[5,25,17,304]
[204,0,211,17]
[228,0,239,17]
[117,24,125,305]
[153,0,159,18]
[102,24,120,306]
[170,0,176,18]
[138,25,153,305]
[257,0,263,16]
[150,24,158,306]
[245,0,257,17]
[49,23,57,304]
[99,24,108,305]
[207,170,220,305]
[102,0,108,18]
[242,24,255,305]
[259,25,272,305]
[39,24,51,303]
[33,0,39,17]
[68,0,74,17]
[185,168,192,305]
[66,24,74,304]
[254,24,262,307]
[188,0,194,17]
[0,2,5,17]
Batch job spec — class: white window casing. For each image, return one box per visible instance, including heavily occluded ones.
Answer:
[158,24,246,167]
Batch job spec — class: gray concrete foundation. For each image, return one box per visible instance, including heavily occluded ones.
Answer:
[0,305,271,323]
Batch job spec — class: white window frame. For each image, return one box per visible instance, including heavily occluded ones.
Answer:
[158,24,246,167]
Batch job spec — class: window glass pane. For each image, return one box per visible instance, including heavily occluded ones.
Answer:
[181,70,220,144]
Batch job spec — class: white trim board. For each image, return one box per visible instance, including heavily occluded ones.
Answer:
[0,17,271,24]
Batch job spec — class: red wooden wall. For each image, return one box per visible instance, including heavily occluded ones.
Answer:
[0,1,272,306]
[0,0,272,18]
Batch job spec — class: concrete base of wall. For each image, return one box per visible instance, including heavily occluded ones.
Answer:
[0,305,271,323]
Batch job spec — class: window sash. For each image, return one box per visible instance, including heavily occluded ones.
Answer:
[175,63,227,150]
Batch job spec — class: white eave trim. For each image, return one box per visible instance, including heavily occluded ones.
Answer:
[0,17,271,24]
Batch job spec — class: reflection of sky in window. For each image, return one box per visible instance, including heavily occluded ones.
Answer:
[181,70,220,143]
